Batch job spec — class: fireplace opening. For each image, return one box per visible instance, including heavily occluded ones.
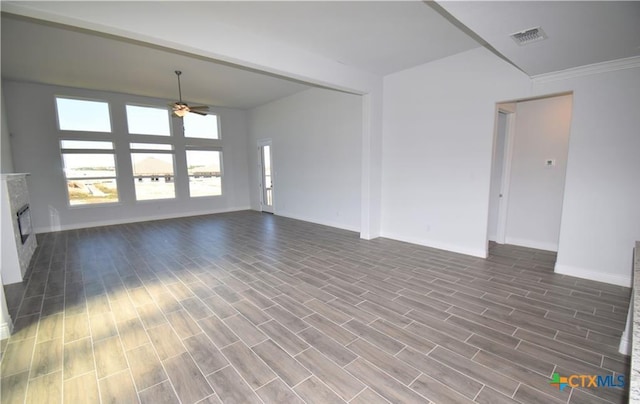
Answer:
[17,204,32,244]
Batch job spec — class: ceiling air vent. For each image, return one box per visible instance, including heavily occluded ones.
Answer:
[510,27,547,46]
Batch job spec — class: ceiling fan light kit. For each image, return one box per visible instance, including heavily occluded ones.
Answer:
[170,70,209,117]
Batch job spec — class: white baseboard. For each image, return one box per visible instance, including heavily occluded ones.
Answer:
[274,211,360,233]
[554,263,631,287]
[380,231,487,259]
[505,236,558,252]
[34,206,251,234]
[0,321,13,340]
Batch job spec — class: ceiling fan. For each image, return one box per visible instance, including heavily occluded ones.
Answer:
[170,70,208,117]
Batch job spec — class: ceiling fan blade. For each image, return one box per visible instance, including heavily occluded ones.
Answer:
[190,110,208,116]
[188,105,209,110]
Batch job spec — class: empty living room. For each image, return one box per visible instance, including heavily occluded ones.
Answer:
[1,2,639,404]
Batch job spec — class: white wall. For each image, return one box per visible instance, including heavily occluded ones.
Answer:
[382,49,639,286]
[3,80,250,233]
[381,48,531,257]
[533,66,640,286]
[505,94,572,251]
[1,87,14,173]
[248,88,362,232]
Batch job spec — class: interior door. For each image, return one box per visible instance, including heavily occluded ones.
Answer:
[488,111,509,242]
[488,104,517,245]
[259,140,274,213]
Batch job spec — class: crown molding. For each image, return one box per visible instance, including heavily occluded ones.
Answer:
[532,56,640,84]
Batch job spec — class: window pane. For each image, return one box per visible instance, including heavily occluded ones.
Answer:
[188,176,221,197]
[131,153,175,200]
[126,105,171,136]
[184,114,219,139]
[56,97,111,132]
[67,179,118,205]
[63,154,116,178]
[130,143,173,150]
[187,150,221,197]
[61,140,113,150]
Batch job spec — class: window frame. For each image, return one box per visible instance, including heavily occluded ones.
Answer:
[59,139,121,207]
[185,146,224,198]
[125,103,173,137]
[129,142,177,202]
[54,95,226,207]
[183,112,223,199]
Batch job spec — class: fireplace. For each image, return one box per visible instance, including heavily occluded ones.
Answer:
[16,204,32,244]
[2,174,37,284]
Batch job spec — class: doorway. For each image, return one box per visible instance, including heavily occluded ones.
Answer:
[487,93,573,252]
[258,140,274,213]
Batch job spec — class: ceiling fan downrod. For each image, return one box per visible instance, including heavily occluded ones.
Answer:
[175,70,183,104]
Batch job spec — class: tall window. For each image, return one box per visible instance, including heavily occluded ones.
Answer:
[126,105,175,201]
[60,140,119,205]
[56,96,118,206]
[183,113,222,197]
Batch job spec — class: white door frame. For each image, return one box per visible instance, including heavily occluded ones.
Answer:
[258,139,274,213]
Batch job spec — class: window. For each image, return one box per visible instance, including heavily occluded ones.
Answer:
[126,105,171,136]
[130,144,176,201]
[56,97,111,132]
[183,113,219,139]
[55,96,225,206]
[126,104,175,201]
[183,113,222,198]
[186,150,222,197]
[60,140,119,205]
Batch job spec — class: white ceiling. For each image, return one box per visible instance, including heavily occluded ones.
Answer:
[180,1,481,76]
[0,1,480,108]
[0,16,311,109]
[438,1,640,76]
[2,1,639,109]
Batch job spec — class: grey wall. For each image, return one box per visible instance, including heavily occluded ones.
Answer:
[381,48,531,257]
[505,94,573,251]
[533,67,640,286]
[248,88,362,231]
[1,86,14,173]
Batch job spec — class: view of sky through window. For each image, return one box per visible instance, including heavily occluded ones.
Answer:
[56,97,111,132]
[126,105,171,136]
[184,113,219,139]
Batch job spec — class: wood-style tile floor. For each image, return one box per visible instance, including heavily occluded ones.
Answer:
[0,211,631,403]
